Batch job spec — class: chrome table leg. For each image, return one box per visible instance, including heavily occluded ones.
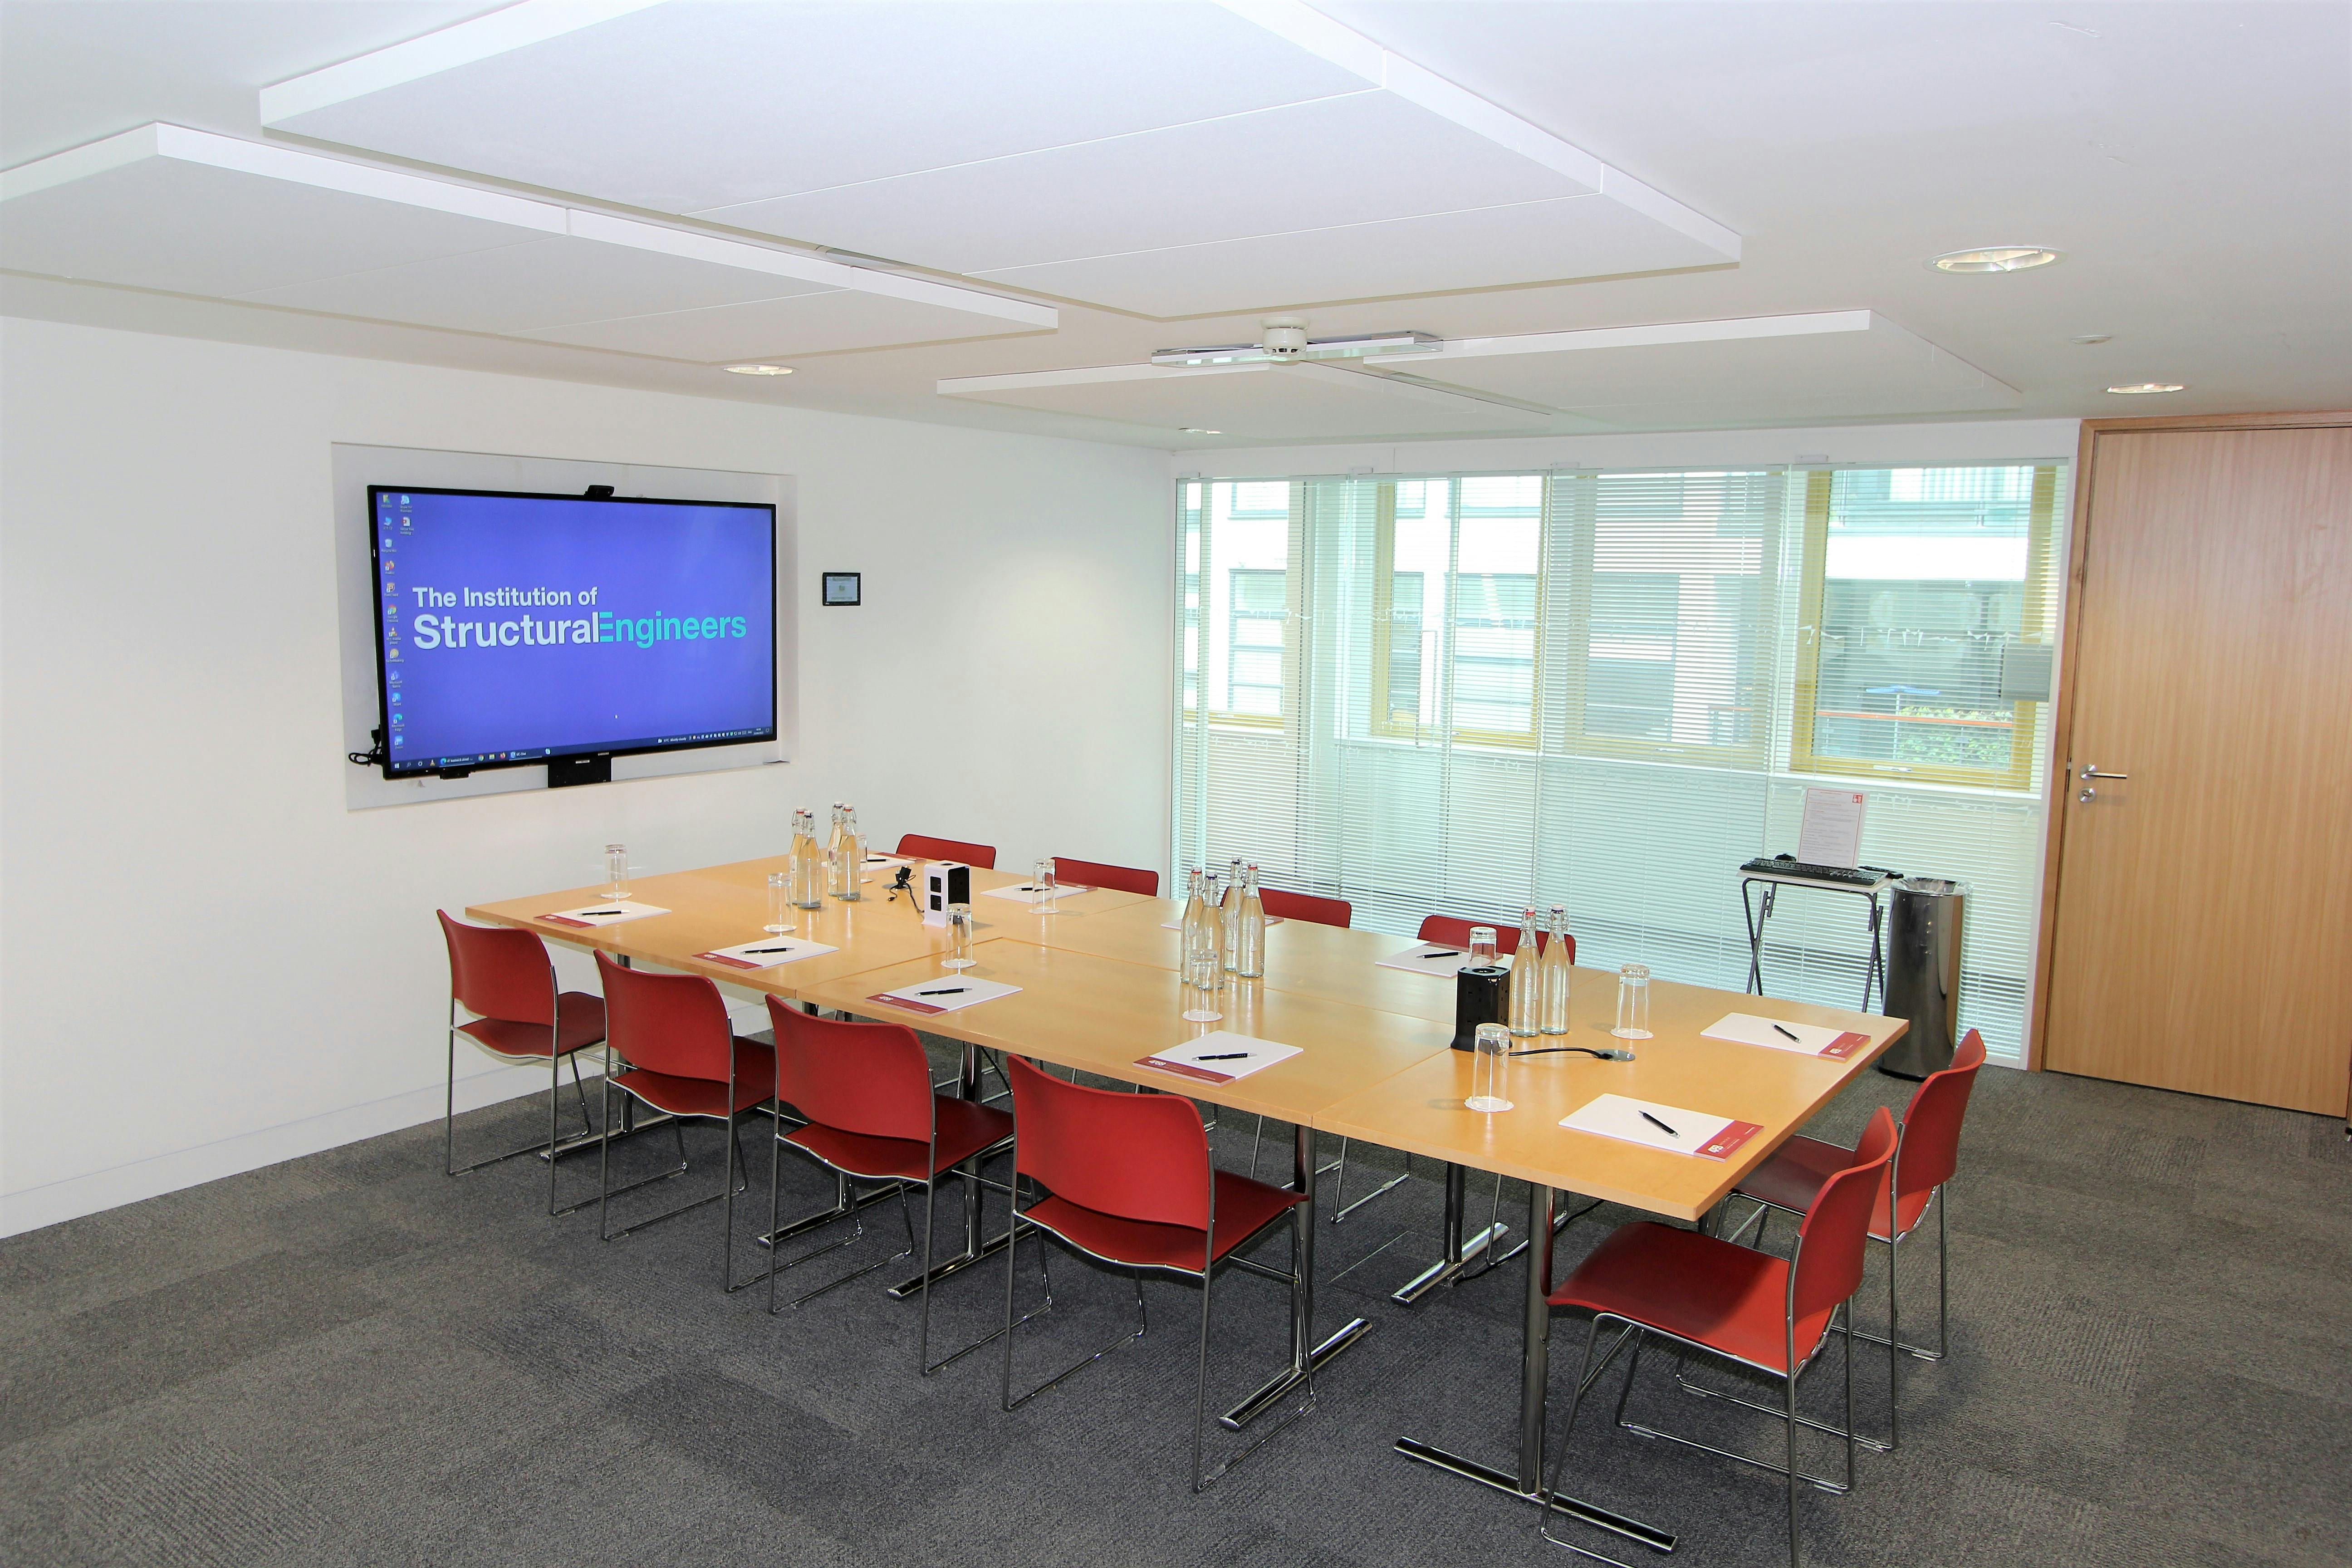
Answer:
[1219,1122,1372,1429]
[1392,1162,1510,1304]
[1394,1183,1676,1555]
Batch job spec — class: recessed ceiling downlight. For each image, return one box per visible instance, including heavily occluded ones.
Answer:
[725,363,794,375]
[2107,382,2186,394]
[1931,246,2063,273]
[1180,426,1223,435]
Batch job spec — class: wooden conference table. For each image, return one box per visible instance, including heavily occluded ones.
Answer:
[470,853,1904,1546]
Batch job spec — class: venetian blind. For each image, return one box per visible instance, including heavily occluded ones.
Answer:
[1171,463,2065,1058]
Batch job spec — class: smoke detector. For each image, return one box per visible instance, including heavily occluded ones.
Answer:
[1260,317,1310,357]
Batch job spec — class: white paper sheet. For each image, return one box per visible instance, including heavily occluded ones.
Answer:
[1375,942,1475,976]
[539,900,669,927]
[980,882,1096,905]
[869,975,1022,1014]
[695,936,840,970]
[1795,788,1867,868]
[1704,1013,1843,1054]
[859,856,910,884]
[1559,1093,1738,1156]
[1158,915,1284,930]
[1134,1031,1303,1084]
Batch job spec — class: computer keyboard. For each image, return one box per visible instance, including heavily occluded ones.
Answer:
[1740,855,1900,887]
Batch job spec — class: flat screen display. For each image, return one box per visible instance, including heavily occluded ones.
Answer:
[369,485,776,778]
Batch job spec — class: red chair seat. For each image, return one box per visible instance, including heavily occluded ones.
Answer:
[1549,1220,1832,1376]
[611,1038,776,1118]
[1739,1134,1926,1241]
[1024,1169,1303,1275]
[455,992,607,1059]
[786,1097,1013,1182]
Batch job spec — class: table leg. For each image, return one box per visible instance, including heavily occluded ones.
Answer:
[1219,1123,1372,1429]
[1394,1183,1676,1554]
[1392,1162,1510,1305]
[887,1040,1009,1297]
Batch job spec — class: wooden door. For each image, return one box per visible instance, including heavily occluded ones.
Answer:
[2042,419,2352,1113]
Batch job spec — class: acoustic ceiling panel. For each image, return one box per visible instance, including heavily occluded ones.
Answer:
[0,124,1054,359]
[1371,312,2023,428]
[939,359,1557,442]
[261,0,1740,316]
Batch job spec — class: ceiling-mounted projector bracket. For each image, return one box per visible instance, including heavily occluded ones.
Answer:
[1150,328,1444,368]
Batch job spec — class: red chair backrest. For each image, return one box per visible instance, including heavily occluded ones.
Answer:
[766,998,931,1142]
[1416,914,1575,963]
[438,911,557,1025]
[1790,1107,1897,1344]
[1053,858,1159,897]
[595,951,736,1084]
[1260,887,1352,927]
[1005,1056,1208,1230]
[1895,1028,1985,1202]
[897,834,998,870]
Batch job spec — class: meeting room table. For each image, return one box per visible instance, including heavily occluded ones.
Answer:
[467,852,1904,1541]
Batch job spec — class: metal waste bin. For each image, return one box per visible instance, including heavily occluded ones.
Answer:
[1878,877,1968,1080]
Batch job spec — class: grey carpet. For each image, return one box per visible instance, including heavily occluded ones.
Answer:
[3,1052,2347,1568]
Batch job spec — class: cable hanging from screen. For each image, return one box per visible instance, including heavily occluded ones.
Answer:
[348,727,387,769]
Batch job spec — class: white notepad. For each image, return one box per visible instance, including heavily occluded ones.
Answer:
[539,900,669,928]
[1702,1013,1872,1061]
[694,936,839,970]
[868,976,1022,1015]
[1134,1031,1302,1085]
[1376,943,1475,976]
[1159,916,1284,931]
[980,882,1095,904]
[1559,1094,1764,1161]
[860,857,910,883]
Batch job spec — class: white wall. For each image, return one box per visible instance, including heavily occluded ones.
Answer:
[0,317,1171,1234]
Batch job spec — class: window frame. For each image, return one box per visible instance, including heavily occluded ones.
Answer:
[1367,478,1545,749]
[1787,464,2061,791]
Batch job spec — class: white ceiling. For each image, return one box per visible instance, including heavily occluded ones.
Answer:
[2,0,2346,448]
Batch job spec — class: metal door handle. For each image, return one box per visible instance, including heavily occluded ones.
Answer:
[2078,765,2130,781]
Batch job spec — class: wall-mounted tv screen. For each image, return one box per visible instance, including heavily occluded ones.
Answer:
[369,485,776,779]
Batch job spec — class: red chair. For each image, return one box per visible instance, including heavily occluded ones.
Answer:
[1539,1108,1897,1568]
[593,952,777,1290]
[1723,1029,1986,1449]
[999,1056,1311,1491]
[763,999,1014,1372]
[436,911,607,1215]
[1415,913,1576,961]
[1049,857,1159,897]
[895,833,997,870]
[1259,887,1351,927]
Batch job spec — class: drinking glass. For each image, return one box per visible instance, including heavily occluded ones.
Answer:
[1033,857,1058,912]
[942,904,976,970]
[1612,963,1653,1039]
[765,870,794,934]
[1181,947,1225,1023]
[1468,1023,1514,1113]
[604,843,629,899]
[1468,926,1498,969]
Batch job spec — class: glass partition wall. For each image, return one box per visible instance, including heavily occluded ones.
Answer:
[1172,462,2066,1058]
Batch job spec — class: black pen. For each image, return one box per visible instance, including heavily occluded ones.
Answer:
[1771,1023,1802,1041]
[744,946,797,955]
[916,987,967,996]
[1196,1052,1252,1061]
[1640,1110,1681,1138]
[1421,948,1461,959]
[576,909,625,916]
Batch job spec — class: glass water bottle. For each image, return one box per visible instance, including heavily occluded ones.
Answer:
[835,805,864,901]
[1507,908,1544,1037]
[1539,905,1573,1035]
[823,804,848,897]
[1233,864,1266,978]
[790,809,826,909]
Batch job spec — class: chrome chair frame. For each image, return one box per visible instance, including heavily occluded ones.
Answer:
[1000,1170,1316,1492]
[443,998,600,1217]
[596,1034,774,1293]
[1541,1259,1859,1568]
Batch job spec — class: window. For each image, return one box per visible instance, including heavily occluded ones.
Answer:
[1790,465,2061,790]
[1175,459,2069,1065]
